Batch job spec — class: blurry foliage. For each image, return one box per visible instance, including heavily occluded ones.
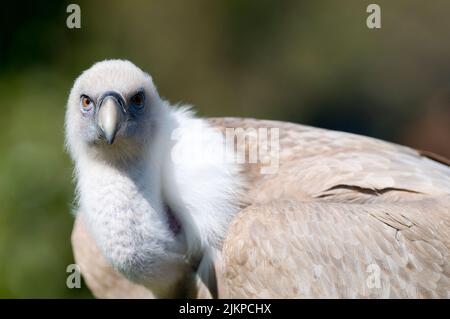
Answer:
[0,0,449,297]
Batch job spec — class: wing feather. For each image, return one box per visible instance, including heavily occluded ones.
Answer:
[219,197,450,298]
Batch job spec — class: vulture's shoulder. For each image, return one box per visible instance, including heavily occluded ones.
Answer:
[207,117,450,203]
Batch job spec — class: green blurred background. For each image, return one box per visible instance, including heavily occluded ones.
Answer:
[0,0,449,298]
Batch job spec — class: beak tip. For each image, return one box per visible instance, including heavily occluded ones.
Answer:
[105,134,116,145]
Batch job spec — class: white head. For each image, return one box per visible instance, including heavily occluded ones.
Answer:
[65,59,168,165]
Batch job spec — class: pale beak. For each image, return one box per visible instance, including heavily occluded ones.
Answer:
[97,96,125,144]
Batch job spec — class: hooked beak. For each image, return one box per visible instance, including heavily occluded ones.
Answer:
[97,94,125,144]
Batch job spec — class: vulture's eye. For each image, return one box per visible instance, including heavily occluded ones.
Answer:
[130,92,145,109]
[80,95,94,112]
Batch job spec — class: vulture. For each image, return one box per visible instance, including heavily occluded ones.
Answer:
[66,60,450,299]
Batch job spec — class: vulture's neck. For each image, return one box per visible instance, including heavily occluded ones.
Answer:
[76,107,242,297]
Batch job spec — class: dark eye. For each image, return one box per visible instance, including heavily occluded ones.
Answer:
[80,95,94,112]
[130,92,145,109]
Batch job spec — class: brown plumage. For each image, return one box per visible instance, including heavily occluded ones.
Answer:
[72,118,450,298]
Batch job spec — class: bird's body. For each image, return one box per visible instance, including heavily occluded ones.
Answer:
[67,60,450,299]
[214,119,450,298]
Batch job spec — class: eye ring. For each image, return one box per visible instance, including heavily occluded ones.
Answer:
[130,92,145,109]
[80,95,94,112]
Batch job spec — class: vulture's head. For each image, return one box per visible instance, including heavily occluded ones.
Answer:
[65,60,166,163]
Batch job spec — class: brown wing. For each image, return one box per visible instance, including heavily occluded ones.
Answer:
[209,118,450,298]
[219,197,450,298]
[208,117,450,204]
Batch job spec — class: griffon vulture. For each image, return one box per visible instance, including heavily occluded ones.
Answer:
[66,60,450,298]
